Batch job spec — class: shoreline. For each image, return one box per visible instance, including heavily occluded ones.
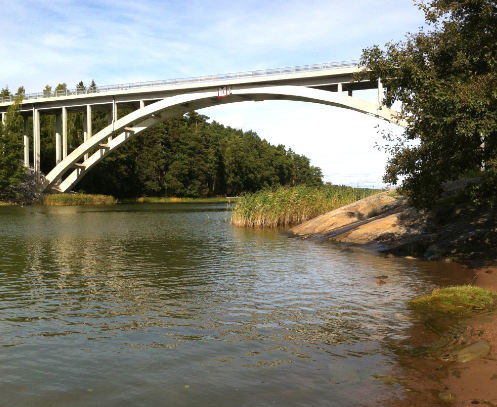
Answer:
[381,261,497,406]
[287,191,497,405]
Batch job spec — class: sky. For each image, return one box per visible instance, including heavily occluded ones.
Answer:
[0,0,427,187]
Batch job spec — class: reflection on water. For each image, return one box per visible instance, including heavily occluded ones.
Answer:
[0,204,471,406]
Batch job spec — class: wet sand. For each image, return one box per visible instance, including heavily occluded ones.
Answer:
[384,261,497,406]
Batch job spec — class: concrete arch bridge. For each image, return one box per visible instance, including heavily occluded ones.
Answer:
[0,60,406,194]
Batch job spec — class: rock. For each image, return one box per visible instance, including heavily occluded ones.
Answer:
[375,280,387,285]
[438,392,457,402]
[374,375,401,385]
[444,340,491,362]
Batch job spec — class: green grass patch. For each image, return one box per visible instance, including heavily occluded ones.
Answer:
[44,194,117,206]
[231,185,381,227]
[136,197,237,203]
[408,286,495,314]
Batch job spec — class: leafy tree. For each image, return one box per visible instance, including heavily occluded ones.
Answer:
[54,83,67,97]
[0,86,10,98]
[357,0,497,208]
[43,85,52,98]
[0,95,25,195]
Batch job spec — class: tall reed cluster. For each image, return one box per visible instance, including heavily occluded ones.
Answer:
[231,185,379,227]
[44,194,117,206]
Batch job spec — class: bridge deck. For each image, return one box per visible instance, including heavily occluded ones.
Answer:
[0,60,375,114]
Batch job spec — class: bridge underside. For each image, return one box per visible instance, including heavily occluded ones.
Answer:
[42,86,405,193]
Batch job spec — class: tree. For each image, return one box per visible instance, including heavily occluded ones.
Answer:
[357,0,497,208]
[88,80,97,93]
[43,85,52,98]
[0,86,11,98]
[0,95,26,196]
[76,81,86,94]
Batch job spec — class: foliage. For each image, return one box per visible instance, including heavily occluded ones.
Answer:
[78,112,323,198]
[409,285,495,313]
[231,185,380,227]
[357,0,497,208]
[44,193,117,205]
[0,94,26,198]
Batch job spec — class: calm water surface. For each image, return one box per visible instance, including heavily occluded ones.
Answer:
[0,203,471,406]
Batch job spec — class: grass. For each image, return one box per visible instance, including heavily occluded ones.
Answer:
[231,185,381,227]
[44,193,117,206]
[408,286,496,314]
[136,197,237,203]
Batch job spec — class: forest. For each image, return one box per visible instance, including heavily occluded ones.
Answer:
[0,83,323,200]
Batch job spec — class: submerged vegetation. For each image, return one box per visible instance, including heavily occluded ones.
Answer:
[44,193,117,206]
[231,185,380,227]
[408,286,496,314]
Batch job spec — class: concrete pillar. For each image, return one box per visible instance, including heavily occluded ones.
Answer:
[378,78,383,107]
[55,113,62,164]
[83,104,92,161]
[62,107,67,159]
[348,89,353,97]
[140,100,145,109]
[23,117,29,167]
[108,99,116,143]
[33,108,40,181]
[1,112,5,125]
[337,83,342,94]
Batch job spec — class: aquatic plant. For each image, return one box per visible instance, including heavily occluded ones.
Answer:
[44,193,117,206]
[408,286,495,314]
[231,185,380,227]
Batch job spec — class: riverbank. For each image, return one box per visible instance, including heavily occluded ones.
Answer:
[286,188,497,406]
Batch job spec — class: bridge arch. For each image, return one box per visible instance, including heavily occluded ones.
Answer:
[43,86,405,193]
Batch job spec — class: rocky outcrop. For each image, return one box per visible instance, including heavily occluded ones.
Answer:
[286,186,497,262]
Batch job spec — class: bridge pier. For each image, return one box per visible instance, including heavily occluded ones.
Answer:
[83,105,92,161]
[62,107,67,159]
[23,117,29,167]
[55,113,62,164]
[33,108,40,182]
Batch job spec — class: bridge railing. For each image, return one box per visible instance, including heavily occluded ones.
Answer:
[0,60,360,104]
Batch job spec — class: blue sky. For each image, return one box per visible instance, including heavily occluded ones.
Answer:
[1,0,426,187]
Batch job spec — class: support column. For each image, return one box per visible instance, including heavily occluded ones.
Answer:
[55,113,62,164]
[33,108,41,182]
[348,89,353,97]
[1,112,5,125]
[377,78,383,108]
[83,104,92,161]
[62,107,67,159]
[337,83,342,94]
[108,99,116,143]
[140,100,145,109]
[23,117,29,167]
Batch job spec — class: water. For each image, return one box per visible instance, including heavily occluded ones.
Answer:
[0,203,471,406]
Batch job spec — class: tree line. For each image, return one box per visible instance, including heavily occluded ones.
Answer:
[0,83,323,200]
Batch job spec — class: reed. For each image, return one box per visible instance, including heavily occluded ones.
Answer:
[136,197,238,203]
[44,193,117,206]
[231,185,380,227]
